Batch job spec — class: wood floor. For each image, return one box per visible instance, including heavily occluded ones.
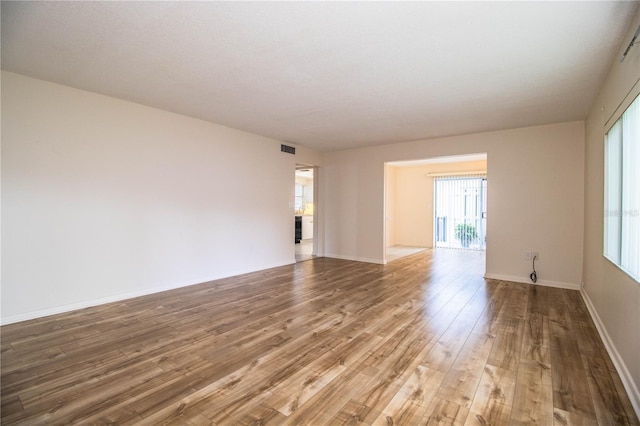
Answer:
[1,249,638,425]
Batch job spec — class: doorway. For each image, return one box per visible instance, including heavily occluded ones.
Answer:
[384,153,487,263]
[295,165,315,262]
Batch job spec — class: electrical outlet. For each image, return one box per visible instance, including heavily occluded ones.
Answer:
[524,251,532,260]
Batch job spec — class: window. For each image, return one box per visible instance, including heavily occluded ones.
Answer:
[604,94,639,282]
[295,183,304,212]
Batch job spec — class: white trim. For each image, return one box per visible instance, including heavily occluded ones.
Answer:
[483,273,581,290]
[1,281,195,325]
[324,254,385,265]
[580,288,640,419]
[0,262,297,326]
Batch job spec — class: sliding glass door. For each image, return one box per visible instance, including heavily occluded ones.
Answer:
[434,175,487,250]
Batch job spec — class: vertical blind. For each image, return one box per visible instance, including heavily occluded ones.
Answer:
[604,94,639,282]
[434,175,487,251]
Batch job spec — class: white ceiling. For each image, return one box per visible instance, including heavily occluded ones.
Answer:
[2,1,638,152]
[295,169,314,179]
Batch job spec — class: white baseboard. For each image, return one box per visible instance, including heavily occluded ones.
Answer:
[580,288,640,419]
[1,260,297,326]
[483,273,581,290]
[324,253,385,265]
[0,281,195,325]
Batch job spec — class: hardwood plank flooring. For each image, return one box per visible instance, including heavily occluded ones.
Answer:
[1,249,637,425]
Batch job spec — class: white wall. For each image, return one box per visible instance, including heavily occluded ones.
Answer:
[392,166,432,248]
[323,121,584,287]
[583,10,640,413]
[1,71,321,324]
[384,164,396,247]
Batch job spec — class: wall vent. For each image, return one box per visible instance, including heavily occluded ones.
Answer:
[281,144,296,155]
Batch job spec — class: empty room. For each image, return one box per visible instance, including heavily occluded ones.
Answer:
[1,2,639,425]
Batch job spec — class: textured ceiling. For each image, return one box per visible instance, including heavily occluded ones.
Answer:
[2,1,638,152]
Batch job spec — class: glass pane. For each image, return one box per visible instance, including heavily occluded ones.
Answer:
[604,121,622,263]
[294,184,304,211]
[434,175,486,251]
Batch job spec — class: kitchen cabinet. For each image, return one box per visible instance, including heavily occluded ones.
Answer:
[302,216,313,240]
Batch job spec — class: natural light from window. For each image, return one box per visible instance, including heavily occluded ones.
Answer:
[604,94,639,282]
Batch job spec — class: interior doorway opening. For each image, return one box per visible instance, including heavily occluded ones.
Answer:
[384,153,488,263]
[295,165,316,262]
